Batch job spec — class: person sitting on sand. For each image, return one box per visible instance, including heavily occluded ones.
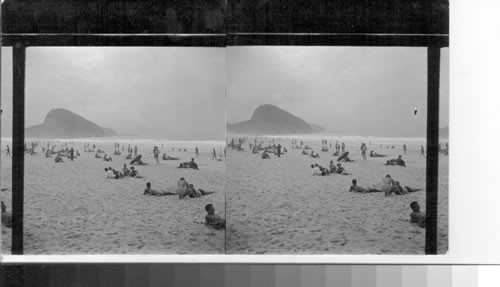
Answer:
[333,151,340,156]
[310,151,320,158]
[122,164,130,176]
[130,154,146,165]
[55,153,64,163]
[382,174,395,196]
[95,153,102,159]
[329,160,336,173]
[261,150,271,159]
[103,154,112,162]
[143,182,177,196]
[311,164,322,176]
[177,177,188,189]
[302,149,309,155]
[1,201,12,228]
[204,204,225,230]
[410,201,426,228]
[349,179,382,193]
[188,158,199,169]
[337,151,354,162]
[125,153,132,160]
[129,166,144,178]
[105,167,115,179]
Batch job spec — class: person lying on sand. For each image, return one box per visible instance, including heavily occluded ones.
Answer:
[143,182,177,196]
[55,154,64,163]
[162,154,179,160]
[410,201,426,228]
[183,184,215,198]
[369,151,387,157]
[178,158,199,169]
[261,151,270,159]
[333,151,340,156]
[337,151,354,162]
[349,179,383,193]
[387,181,422,196]
[385,155,406,167]
[1,201,12,228]
[204,204,225,230]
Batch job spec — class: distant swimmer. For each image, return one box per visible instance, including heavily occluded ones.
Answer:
[1,201,12,228]
[410,201,425,228]
[348,179,382,193]
[205,204,226,230]
[143,182,177,196]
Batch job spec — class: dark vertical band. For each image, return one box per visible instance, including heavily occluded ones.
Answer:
[12,42,26,254]
[425,47,440,254]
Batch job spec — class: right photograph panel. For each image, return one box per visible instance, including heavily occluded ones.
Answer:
[225,46,449,254]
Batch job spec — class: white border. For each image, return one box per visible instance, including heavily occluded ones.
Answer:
[3,0,500,264]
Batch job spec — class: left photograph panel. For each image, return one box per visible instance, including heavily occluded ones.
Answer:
[0,47,227,254]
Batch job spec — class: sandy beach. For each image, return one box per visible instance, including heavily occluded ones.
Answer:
[1,140,225,254]
[225,136,448,254]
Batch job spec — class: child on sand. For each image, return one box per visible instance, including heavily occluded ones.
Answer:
[204,204,225,230]
[410,201,426,228]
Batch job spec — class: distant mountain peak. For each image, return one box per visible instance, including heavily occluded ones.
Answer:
[26,108,116,139]
[227,104,325,135]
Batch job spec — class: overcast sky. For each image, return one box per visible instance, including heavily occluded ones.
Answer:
[227,46,449,137]
[1,47,226,140]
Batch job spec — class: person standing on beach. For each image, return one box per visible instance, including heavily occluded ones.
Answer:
[5,145,11,157]
[277,144,281,157]
[70,147,74,161]
[212,148,217,160]
[420,145,425,157]
[134,146,138,157]
[403,144,407,155]
[361,143,367,161]
[195,146,199,158]
[153,146,160,165]
[341,143,345,153]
